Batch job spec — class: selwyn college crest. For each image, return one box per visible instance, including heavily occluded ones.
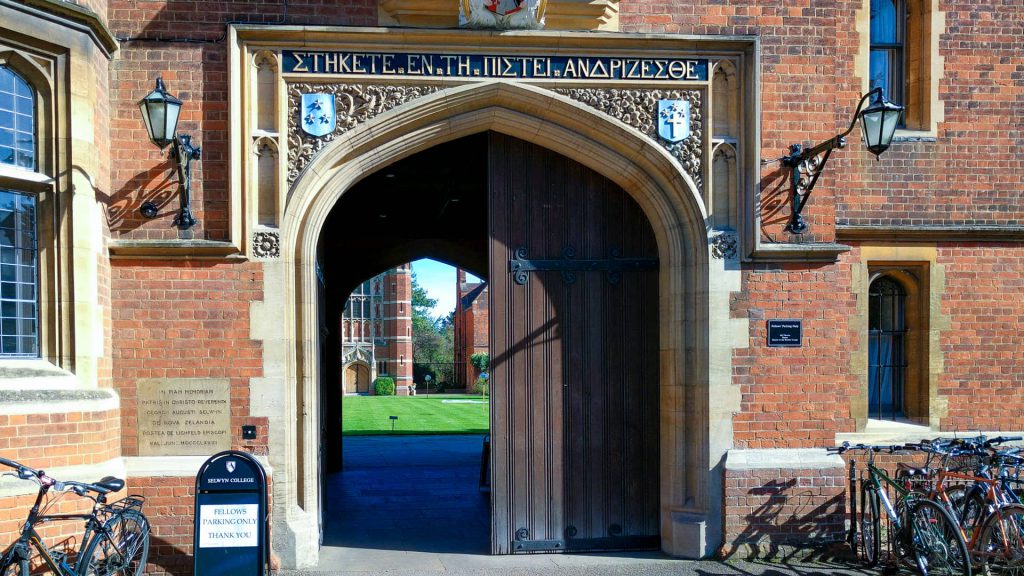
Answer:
[226,460,236,473]
[657,99,691,143]
[301,93,336,137]
[485,0,525,16]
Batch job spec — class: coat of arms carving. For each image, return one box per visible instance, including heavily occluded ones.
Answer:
[460,0,546,29]
[301,93,336,137]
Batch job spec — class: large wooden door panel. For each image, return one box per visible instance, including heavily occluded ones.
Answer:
[489,133,659,554]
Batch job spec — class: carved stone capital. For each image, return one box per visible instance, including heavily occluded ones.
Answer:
[253,231,281,259]
[710,231,738,260]
[554,88,704,192]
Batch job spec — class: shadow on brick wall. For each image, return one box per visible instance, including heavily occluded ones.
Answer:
[722,477,850,563]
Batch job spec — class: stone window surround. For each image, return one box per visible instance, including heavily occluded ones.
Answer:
[845,246,949,442]
[856,0,945,139]
[0,3,115,390]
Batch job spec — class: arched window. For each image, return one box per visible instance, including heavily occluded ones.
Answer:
[0,66,38,357]
[870,0,905,109]
[0,66,35,170]
[868,276,906,420]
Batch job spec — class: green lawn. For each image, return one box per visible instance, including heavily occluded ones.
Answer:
[342,394,490,435]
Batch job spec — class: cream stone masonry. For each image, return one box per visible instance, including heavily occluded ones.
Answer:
[379,0,620,31]
[231,26,758,566]
[0,2,116,391]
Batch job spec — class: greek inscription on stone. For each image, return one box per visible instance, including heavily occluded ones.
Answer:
[137,379,231,456]
[283,51,708,82]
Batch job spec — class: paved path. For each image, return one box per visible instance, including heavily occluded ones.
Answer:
[295,435,875,576]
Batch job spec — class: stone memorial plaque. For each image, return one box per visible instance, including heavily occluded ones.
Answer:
[137,379,231,456]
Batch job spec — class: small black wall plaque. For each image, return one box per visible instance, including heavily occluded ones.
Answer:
[767,319,802,347]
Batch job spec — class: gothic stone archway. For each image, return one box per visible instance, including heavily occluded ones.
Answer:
[235,28,757,568]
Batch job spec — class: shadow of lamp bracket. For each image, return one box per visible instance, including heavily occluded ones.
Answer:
[138,77,200,230]
[780,87,904,235]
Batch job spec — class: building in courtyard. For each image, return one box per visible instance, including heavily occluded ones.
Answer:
[453,268,489,390]
[339,265,413,395]
[0,0,1023,570]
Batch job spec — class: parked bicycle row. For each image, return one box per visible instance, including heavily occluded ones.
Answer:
[0,456,149,576]
[827,435,1024,576]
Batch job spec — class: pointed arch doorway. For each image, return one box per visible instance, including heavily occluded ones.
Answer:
[316,130,662,555]
[275,77,716,564]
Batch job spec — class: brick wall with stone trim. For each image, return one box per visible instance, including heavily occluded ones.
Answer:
[721,450,847,558]
[110,261,264,455]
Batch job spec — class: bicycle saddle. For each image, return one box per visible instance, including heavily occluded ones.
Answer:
[895,462,929,477]
[95,476,124,493]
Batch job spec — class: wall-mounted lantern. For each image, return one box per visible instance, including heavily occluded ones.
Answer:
[782,87,904,234]
[138,77,200,229]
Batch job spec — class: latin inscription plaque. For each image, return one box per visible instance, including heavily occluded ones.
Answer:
[138,379,231,456]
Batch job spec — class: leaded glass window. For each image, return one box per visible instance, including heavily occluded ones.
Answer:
[868,276,906,420]
[0,190,37,357]
[0,66,35,170]
[870,0,905,111]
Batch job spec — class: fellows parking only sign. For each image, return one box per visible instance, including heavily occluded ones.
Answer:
[194,451,268,576]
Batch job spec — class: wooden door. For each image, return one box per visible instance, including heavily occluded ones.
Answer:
[489,133,660,554]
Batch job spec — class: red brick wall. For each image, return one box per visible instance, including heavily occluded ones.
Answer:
[132,473,273,576]
[721,466,847,558]
[0,410,120,469]
[619,1,1024,238]
[110,261,264,455]
[107,1,377,241]
[730,262,860,448]
[939,244,1024,431]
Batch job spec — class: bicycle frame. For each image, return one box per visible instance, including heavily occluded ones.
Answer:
[0,478,108,576]
[866,459,913,526]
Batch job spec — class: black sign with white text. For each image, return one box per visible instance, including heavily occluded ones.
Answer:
[767,320,802,348]
[282,50,708,82]
[194,451,268,576]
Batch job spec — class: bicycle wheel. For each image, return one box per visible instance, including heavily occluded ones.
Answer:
[860,483,881,567]
[77,510,150,576]
[977,503,1024,576]
[909,498,972,576]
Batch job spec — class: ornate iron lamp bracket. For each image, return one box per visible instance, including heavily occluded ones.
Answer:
[781,87,885,235]
[509,246,658,286]
[172,134,201,229]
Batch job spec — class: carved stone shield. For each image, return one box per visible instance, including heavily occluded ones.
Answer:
[300,93,336,137]
[657,99,691,143]
[485,0,524,16]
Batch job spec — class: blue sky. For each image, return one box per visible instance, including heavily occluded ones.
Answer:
[410,259,480,319]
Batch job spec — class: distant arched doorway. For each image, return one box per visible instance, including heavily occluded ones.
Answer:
[343,362,370,394]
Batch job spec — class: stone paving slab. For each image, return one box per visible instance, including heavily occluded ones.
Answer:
[308,436,879,576]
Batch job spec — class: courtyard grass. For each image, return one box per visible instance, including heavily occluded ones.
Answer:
[342,393,490,435]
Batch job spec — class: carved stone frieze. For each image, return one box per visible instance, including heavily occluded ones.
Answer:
[709,231,738,260]
[253,231,281,259]
[287,83,442,185]
[554,88,704,191]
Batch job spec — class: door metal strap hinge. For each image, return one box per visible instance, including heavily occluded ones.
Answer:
[509,246,658,285]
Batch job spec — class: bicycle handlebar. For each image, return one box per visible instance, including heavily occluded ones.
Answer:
[827,442,908,454]
[0,456,113,496]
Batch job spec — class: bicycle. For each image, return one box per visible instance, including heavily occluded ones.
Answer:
[908,437,1024,575]
[830,442,971,576]
[0,456,150,576]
